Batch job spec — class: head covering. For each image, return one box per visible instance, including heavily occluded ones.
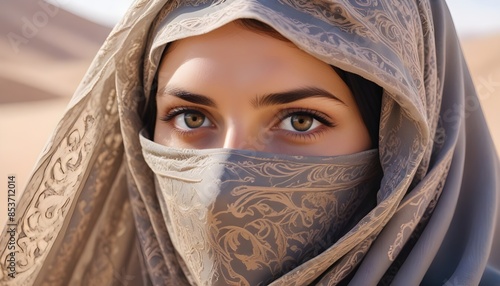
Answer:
[1,0,499,285]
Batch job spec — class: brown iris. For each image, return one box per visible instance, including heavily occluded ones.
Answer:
[291,115,313,131]
[184,112,205,128]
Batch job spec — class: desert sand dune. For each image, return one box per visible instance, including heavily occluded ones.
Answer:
[0,0,109,103]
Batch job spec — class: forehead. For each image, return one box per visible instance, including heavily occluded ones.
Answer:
[157,21,342,93]
[159,22,296,75]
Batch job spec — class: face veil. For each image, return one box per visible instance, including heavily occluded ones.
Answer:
[1,1,499,285]
[140,131,382,285]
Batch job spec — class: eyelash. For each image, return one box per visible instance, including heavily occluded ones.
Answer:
[274,108,335,128]
[160,106,207,122]
[159,106,336,140]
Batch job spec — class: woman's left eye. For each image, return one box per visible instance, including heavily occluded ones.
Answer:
[278,113,322,132]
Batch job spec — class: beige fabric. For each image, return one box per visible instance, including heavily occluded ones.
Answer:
[1,0,499,285]
[141,132,382,285]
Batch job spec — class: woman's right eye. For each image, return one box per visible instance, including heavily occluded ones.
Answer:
[173,111,212,130]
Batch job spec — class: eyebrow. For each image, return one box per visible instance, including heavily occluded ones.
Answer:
[251,87,346,108]
[159,86,345,108]
[159,86,217,107]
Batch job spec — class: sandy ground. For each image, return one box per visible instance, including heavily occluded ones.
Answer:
[0,2,499,262]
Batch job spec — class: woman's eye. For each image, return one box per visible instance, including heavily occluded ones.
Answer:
[279,114,321,132]
[174,111,212,130]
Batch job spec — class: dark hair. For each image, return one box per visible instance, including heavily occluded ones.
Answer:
[332,67,382,148]
[145,78,158,138]
[145,19,383,148]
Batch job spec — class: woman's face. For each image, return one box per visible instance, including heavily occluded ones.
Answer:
[154,21,371,156]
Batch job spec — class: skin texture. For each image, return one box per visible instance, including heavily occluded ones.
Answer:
[154,21,371,156]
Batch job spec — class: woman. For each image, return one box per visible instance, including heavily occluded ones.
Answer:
[1,0,499,285]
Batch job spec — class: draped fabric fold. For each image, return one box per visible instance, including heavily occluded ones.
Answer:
[1,0,498,285]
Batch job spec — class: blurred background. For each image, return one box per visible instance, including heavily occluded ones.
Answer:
[1,1,499,211]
